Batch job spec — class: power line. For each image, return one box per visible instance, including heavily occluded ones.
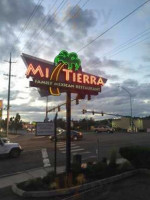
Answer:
[10,0,44,54]
[77,0,150,53]
[32,0,82,55]
[21,0,58,53]
[22,0,67,54]
[34,0,90,56]
[103,27,150,57]
[48,0,90,43]
[80,28,150,69]
[109,35,150,58]
[29,0,68,55]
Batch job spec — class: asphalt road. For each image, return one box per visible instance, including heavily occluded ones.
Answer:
[1,132,150,177]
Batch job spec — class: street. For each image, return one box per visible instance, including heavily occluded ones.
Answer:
[1,132,150,177]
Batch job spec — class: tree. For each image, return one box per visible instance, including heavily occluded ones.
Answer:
[0,118,7,130]
[9,113,23,134]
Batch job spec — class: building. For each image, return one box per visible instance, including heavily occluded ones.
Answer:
[22,122,35,131]
[112,117,150,132]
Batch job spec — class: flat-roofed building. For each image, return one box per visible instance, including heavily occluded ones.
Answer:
[112,117,150,132]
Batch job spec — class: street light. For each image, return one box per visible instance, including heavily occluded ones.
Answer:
[118,86,133,132]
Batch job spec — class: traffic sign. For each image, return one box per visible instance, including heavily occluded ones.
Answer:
[36,122,54,136]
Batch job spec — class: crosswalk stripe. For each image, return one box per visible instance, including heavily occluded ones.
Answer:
[57,142,65,144]
[59,146,80,151]
[82,155,97,160]
[57,144,76,147]
[61,148,85,153]
[72,151,91,155]
[57,142,76,145]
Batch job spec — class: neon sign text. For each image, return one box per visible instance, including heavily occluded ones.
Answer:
[26,64,49,78]
[63,69,104,86]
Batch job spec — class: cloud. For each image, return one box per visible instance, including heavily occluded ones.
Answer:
[0,89,21,101]
[0,0,45,59]
[65,5,97,37]
[142,56,150,62]
[122,79,138,88]
[145,74,150,78]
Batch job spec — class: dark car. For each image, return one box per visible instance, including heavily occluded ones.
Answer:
[49,130,83,141]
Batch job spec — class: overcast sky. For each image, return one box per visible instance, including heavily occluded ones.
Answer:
[0,0,150,122]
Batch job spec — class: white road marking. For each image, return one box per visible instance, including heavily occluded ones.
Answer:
[23,149,41,153]
[57,143,76,147]
[72,151,91,155]
[41,148,48,158]
[82,155,97,160]
[43,158,51,167]
[59,146,80,151]
[41,148,51,167]
[33,136,46,139]
[57,142,66,144]
[61,148,85,153]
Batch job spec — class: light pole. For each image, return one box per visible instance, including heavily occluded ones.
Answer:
[118,86,133,132]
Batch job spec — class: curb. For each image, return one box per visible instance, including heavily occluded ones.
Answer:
[12,169,143,198]
[0,166,65,189]
[0,167,47,179]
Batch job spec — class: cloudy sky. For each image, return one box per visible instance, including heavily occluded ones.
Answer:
[0,0,150,122]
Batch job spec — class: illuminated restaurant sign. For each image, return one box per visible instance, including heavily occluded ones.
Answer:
[22,50,107,96]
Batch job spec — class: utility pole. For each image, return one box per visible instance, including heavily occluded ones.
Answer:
[4,53,16,138]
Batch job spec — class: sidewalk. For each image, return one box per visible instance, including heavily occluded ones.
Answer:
[0,158,127,189]
[0,166,65,189]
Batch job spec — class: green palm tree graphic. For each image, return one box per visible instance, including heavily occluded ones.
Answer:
[54,50,81,71]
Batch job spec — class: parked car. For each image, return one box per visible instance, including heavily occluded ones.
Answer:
[0,137,23,158]
[49,130,83,141]
[94,126,114,133]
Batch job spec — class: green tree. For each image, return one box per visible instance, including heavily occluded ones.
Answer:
[54,50,81,71]
[9,113,23,133]
[0,118,7,130]
[14,113,22,133]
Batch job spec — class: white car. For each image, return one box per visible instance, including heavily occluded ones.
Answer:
[0,138,23,158]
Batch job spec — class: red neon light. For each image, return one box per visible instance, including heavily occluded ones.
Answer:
[26,64,44,77]
[63,69,104,86]
[63,69,73,81]
[90,76,97,85]
[83,75,89,84]
[77,73,82,83]
[46,68,49,78]
[26,64,50,78]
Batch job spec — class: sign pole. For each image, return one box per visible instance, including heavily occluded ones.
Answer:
[66,92,71,174]
[54,112,58,175]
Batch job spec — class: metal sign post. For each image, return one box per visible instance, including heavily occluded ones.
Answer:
[66,92,71,174]
[54,112,58,175]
